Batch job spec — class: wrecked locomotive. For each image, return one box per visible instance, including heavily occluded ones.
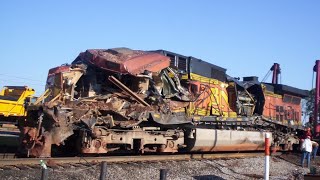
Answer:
[20,48,308,157]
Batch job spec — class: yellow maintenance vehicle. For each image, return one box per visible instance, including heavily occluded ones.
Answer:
[0,86,36,148]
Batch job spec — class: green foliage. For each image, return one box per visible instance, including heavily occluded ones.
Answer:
[305,89,315,117]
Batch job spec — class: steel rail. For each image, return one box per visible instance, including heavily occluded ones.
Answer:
[0,153,16,159]
[0,152,278,167]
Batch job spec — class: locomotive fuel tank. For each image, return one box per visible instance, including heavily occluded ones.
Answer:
[186,128,268,152]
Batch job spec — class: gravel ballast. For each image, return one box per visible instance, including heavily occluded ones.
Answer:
[0,153,318,180]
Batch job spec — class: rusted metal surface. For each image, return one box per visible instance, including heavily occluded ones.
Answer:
[47,65,70,76]
[18,47,302,158]
[19,48,192,157]
[75,48,170,76]
[108,76,150,107]
[80,129,184,154]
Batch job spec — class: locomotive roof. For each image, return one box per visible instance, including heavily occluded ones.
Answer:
[72,48,170,76]
[155,49,227,72]
[264,83,309,98]
[155,49,227,81]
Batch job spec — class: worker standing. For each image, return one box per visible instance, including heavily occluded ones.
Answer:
[301,136,312,168]
[304,128,312,139]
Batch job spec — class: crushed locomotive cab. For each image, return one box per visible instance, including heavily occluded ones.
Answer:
[21,48,193,157]
[19,48,308,157]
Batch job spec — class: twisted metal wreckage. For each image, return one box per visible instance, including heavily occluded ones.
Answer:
[20,48,303,157]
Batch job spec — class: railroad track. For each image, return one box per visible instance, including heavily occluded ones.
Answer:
[0,153,16,159]
[0,152,277,167]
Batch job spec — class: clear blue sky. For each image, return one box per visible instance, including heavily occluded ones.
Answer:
[1,1,319,96]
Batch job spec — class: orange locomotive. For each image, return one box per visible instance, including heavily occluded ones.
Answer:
[159,50,307,125]
[19,48,308,157]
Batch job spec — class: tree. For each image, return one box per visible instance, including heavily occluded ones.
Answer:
[305,89,315,117]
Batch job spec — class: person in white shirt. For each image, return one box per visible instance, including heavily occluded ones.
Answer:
[301,136,312,168]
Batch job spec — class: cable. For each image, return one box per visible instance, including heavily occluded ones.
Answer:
[261,70,271,83]
[0,73,43,83]
[0,78,45,87]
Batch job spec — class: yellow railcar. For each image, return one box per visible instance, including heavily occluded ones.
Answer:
[0,86,35,117]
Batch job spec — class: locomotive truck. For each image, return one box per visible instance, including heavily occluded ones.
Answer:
[19,48,308,157]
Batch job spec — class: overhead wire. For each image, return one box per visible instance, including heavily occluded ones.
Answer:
[0,73,43,83]
[261,70,271,83]
[0,77,45,87]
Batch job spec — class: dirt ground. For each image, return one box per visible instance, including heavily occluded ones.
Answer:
[0,153,319,180]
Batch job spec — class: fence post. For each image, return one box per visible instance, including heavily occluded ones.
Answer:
[264,133,271,180]
[41,168,48,180]
[40,159,48,180]
[160,169,167,180]
[100,161,107,180]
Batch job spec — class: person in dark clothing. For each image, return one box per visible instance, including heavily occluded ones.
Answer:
[312,141,319,159]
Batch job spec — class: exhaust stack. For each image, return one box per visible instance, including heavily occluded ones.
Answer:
[271,63,281,84]
[313,60,320,136]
